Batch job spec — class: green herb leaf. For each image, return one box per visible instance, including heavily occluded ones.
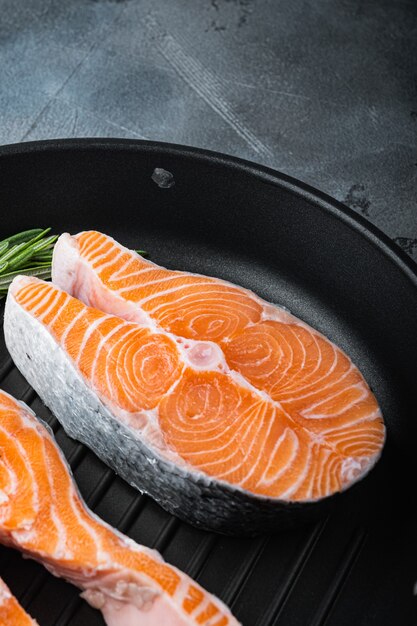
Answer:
[0,242,9,256]
[0,228,45,247]
[0,229,148,300]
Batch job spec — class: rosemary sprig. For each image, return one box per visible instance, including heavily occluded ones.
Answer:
[0,229,147,300]
[0,228,58,299]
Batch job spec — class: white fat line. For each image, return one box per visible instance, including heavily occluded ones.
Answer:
[300,382,367,415]
[159,367,185,401]
[89,322,136,393]
[89,240,125,267]
[333,432,384,448]
[83,233,115,259]
[16,288,51,317]
[258,428,298,487]
[280,357,352,402]
[85,238,113,263]
[240,330,297,392]
[68,487,105,564]
[168,399,253,446]
[301,388,369,420]
[89,245,121,269]
[321,451,341,496]
[120,338,146,400]
[239,404,277,486]
[103,326,177,411]
[138,281,235,309]
[342,432,384,445]
[308,342,338,387]
[326,430,384,450]
[288,337,338,394]
[323,456,332,497]
[192,593,228,623]
[146,284,261,310]
[110,266,156,282]
[85,232,162,271]
[313,447,332,496]
[275,441,313,499]
[292,448,316,501]
[274,328,321,395]
[26,287,56,318]
[282,355,335,401]
[107,256,139,281]
[236,347,275,369]
[111,265,168,284]
[46,435,102,564]
[0,421,39,516]
[131,352,175,393]
[301,412,384,461]
[79,232,102,256]
[183,406,263,467]
[50,500,71,559]
[113,265,163,282]
[15,283,46,306]
[171,577,193,612]
[320,410,382,435]
[92,249,125,273]
[119,337,154,405]
[61,308,89,346]
[271,326,307,393]
[295,326,308,376]
[303,449,321,500]
[342,443,381,457]
[228,369,276,404]
[302,359,355,398]
[117,272,193,294]
[327,438,383,456]
[272,331,296,387]
[35,288,63,323]
[45,292,72,328]
[42,437,72,559]
[103,327,148,404]
[236,403,275,486]
[76,315,122,368]
[194,597,227,624]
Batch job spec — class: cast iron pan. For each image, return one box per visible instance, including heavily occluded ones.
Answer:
[0,139,416,626]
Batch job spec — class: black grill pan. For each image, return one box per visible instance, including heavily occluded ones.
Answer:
[0,139,416,626]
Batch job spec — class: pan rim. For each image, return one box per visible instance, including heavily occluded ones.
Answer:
[0,137,416,289]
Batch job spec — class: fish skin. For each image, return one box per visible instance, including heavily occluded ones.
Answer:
[0,388,240,626]
[4,277,332,535]
[0,577,37,625]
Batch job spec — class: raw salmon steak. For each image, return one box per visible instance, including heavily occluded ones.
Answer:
[0,577,37,625]
[5,263,384,534]
[0,389,239,626]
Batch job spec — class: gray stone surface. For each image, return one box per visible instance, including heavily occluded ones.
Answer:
[0,0,416,259]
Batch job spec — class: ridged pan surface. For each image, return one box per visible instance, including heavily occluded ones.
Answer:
[0,139,416,626]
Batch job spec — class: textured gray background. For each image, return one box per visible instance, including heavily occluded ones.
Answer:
[1,0,416,259]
